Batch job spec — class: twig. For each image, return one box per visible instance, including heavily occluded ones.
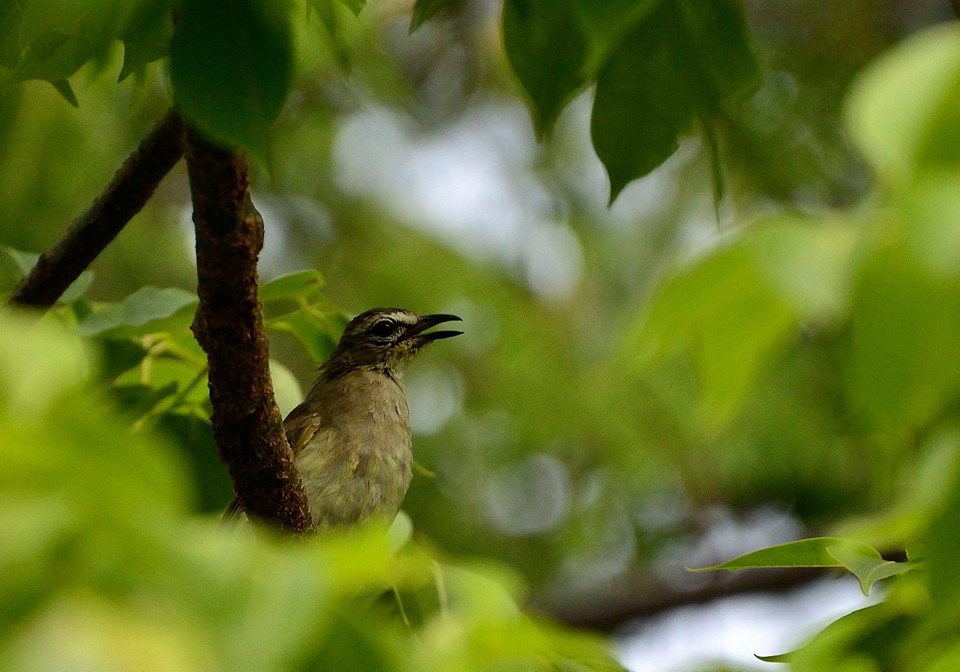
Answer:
[7,109,185,309]
[183,126,312,534]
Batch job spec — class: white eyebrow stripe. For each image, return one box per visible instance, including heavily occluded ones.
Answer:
[384,311,417,324]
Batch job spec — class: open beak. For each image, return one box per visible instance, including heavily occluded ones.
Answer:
[407,313,463,343]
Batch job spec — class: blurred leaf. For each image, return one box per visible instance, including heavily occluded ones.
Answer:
[410,0,458,32]
[847,24,960,188]
[338,0,366,15]
[13,0,173,85]
[96,338,150,382]
[309,0,354,70]
[901,173,960,277]
[117,0,173,81]
[154,412,230,513]
[633,243,795,425]
[50,79,78,107]
[170,0,293,155]
[846,245,960,433]
[926,447,960,616]
[269,358,303,416]
[758,603,908,672]
[502,0,589,137]
[0,247,92,304]
[837,430,960,549]
[746,217,857,322]
[78,286,197,338]
[115,355,208,412]
[261,269,325,302]
[267,308,339,364]
[111,381,179,418]
[0,309,91,417]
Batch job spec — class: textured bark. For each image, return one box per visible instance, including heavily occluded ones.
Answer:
[184,126,312,533]
[8,109,185,309]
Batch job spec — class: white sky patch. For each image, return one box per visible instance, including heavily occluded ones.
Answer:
[333,102,583,301]
[616,577,875,672]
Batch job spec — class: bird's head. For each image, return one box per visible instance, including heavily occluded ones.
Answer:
[322,308,462,378]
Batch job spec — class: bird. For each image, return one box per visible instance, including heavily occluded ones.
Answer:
[225,308,462,529]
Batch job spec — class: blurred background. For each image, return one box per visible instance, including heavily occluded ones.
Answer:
[1,1,955,669]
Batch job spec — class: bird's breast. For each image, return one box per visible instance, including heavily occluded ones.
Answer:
[294,370,413,528]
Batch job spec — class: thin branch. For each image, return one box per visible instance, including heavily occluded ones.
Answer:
[952,0,960,20]
[7,109,185,309]
[183,126,312,534]
[532,565,827,632]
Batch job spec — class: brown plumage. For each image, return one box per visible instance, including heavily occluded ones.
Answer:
[226,308,462,528]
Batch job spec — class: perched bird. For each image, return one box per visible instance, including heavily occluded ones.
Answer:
[226,308,462,528]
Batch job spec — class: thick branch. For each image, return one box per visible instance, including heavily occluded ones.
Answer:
[184,126,312,534]
[7,109,184,309]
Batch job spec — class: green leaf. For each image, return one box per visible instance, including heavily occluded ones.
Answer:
[410,0,457,32]
[846,245,960,432]
[50,79,78,107]
[701,535,910,596]
[826,541,913,595]
[591,6,696,201]
[170,0,294,155]
[269,358,303,417]
[756,603,906,672]
[338,0,365,16]
[673,0,761,105]
[746,217,857,322]
[575,0,663,72]
[0,247,93,304]
[117,0,174,81]
[267,309,339,363]
[633,243,795,425]
[261,269,325,303]
[591,0,760,201]
[0,310,92,417]
[693,537,856,571]
[77,287,198,338]
[846,24,960,188]
[502,0,589,137]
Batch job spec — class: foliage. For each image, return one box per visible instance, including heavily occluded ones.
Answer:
[500,0,760,201]
[3,0,960,671]
[644,24,960,671]
[0,304,621,671]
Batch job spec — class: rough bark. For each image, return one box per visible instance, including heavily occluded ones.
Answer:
[184,126,312,533]
[8,109,185,309]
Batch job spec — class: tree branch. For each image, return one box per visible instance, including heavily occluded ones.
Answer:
[7,109,185,309]
[952,0,960,20]
[532,564,828,632]
[183,126,312,534]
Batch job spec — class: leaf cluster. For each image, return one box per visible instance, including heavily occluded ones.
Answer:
[646,25,960,670]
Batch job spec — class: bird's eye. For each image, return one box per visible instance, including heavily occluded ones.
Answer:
[369,319,397,339]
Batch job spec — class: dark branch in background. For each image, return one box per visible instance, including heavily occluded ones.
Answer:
[952,0,960,20]
[7,109,184,309]
[533,565,828,633]
[183,126,312,534]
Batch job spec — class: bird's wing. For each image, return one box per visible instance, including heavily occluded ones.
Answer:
[283,400,325,457]
[220,400,324,523]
